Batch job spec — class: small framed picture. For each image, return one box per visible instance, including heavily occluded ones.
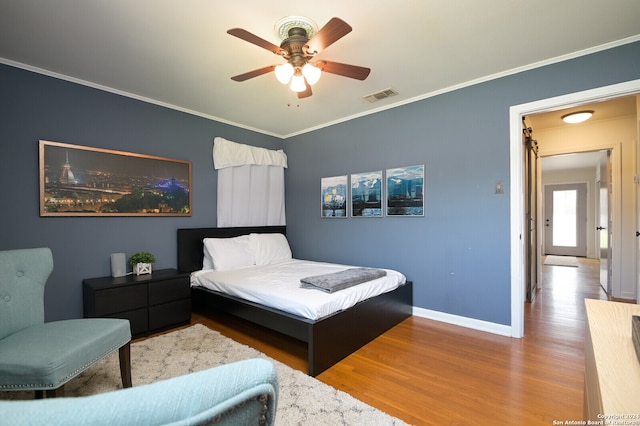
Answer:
[321,175,348,218]
[350,171,383,217]
[386,165,424,217]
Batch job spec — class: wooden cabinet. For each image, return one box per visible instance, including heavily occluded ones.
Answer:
[83,269,191,338]
[584,299,640,420]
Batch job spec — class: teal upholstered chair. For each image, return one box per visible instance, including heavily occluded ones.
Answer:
[0,248,132,397]
[0,358,279,426]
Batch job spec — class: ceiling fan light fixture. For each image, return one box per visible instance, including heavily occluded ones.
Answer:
[302,63,321,85]
[290,74,306,92]
[228,17,369,98]
[562,110,594,124]
[274,63,294,84]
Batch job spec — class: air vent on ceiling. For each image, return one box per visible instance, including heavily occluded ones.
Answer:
[363,88,398,103]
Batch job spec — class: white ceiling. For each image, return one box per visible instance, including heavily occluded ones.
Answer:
[527,96,638,132]
[540,151,605,172]
[1,1,639,138]
[529,96,638,172]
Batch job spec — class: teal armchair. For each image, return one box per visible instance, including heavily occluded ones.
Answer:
[0,247,132,397]
[0,358,279,426]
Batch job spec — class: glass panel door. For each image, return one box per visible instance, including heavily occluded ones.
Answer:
[544,183,587,256]
[552,189,577,247]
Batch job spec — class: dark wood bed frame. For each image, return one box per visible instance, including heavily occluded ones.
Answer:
[177,226,413,376]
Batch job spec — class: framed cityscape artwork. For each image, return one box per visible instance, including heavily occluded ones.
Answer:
[39,140,192,216]
[321,175,348,218]
[386,164,424,216]
[350,170,383,217]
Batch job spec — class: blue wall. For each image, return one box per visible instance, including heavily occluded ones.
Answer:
[283,41,640,326]
[0,64,282,321]
[1,41,639,325]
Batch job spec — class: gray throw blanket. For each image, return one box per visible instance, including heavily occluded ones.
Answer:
[300,267,387,293]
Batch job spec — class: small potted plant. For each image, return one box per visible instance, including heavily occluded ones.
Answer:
[129,252,155,276]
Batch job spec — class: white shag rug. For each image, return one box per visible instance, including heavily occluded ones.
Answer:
[1,324,408,426]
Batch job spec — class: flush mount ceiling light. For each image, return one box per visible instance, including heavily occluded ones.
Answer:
[561,110,594,124]
[227,16,371,98]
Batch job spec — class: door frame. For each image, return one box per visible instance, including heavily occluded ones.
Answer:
[509,78,640,338]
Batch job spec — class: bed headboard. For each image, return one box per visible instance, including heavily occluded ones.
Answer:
[177,226,287,273]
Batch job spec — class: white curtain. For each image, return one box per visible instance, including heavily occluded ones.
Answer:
[213,137,287,227]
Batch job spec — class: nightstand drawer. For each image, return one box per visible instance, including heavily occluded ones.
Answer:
[148,277,190,306]
[149,299,191,332]
[93,285,147,316]
[106,308,148,338]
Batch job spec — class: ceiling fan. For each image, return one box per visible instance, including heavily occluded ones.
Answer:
[227,17,371,98]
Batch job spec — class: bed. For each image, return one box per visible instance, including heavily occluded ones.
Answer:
[177,226,413,376]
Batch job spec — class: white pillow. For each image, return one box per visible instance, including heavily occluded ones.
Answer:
[249,233,292,265]
[202,235,255,271]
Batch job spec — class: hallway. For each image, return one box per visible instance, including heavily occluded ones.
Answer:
[526,256,608,349]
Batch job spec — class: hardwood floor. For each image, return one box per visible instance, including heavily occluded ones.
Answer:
[191,257,609,425]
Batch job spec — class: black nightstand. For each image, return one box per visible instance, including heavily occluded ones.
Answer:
[83,268,191,338]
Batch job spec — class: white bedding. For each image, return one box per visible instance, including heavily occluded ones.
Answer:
[190,258,406,321]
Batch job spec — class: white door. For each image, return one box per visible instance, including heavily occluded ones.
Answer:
[524,133,538,302]
[597,152,612,294]
[544,183,588,256]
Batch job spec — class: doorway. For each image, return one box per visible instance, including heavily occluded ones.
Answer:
[509,79,640,338]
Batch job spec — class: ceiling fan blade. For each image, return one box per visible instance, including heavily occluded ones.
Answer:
[315,61,371,80]
[297,79,313,98]
[306,18,352,54]
[227,28,285,55]
[231,65,276,82]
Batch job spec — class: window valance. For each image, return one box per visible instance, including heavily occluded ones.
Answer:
[213,137,288,170]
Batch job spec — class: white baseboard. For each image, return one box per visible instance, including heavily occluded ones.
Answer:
[412,307,514,337]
